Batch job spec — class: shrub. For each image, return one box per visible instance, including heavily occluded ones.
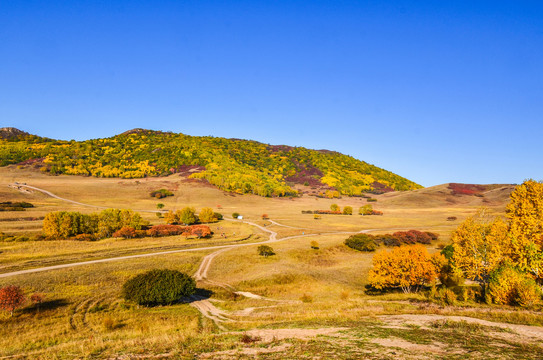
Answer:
[344,234,378,252]
[440,244,455,260]
[313,214,321,220]
[213,212,223,220]
[232,212,240,219]
[342,206,353,215]
[122,269,196,306]
[310,241,319,249]
[190,225,212,238]
[156,203,165,209]
[149,189,174,199]
[447,216,457,221]
[0,285,26,316]
[74,233,95,241]
[488,266,542,307]
[330,204,339,212]
[440,288,458,306]
[261,213,269,220]
[257,245,275,257]
[392,230,433,245]
[147,224,186,237]
[113,226,138,239]
[376,234,401,247]
[359,205,373,215]
[300,293,313,303]
[367,198,377,202]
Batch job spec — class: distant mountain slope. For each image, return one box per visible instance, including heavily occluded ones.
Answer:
[0,128,422,197]
[378,183,515,208]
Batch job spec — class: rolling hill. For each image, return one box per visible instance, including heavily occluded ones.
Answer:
[0,127,422,197]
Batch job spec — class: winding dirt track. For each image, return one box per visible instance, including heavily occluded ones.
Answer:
[13,183,164,214]
[2,183,371,328]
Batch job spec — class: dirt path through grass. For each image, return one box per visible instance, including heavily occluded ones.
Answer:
[11,183,165,213]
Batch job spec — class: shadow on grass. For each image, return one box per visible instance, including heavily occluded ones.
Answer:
[180,288,214,304]
[22,298,69,313]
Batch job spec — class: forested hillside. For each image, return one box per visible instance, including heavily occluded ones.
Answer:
[0,128,422,197]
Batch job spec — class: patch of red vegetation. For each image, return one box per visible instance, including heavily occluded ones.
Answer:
[285,159,324,187]
[169,165,206,176]
[448,183,487,196]
[267,144,294,153]
[16,158,44,166]
[371,181,394,193]
[181,177,215,188]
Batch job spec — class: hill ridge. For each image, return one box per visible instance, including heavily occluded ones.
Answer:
[0,128,422,197]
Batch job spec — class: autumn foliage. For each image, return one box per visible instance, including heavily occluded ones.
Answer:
[0,285,26,316]
[368,245,442,293]
[448,180,543,306]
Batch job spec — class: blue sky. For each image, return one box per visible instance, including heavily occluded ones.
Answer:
[1,1,542,187]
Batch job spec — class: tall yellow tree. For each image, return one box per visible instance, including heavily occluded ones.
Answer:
[451,208,509,290]
[506,180,543,279]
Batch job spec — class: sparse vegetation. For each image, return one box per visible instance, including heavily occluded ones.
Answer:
[257,245,275,257]
[149,189,173,199]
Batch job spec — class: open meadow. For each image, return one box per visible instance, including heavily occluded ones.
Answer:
[1,166,542,359]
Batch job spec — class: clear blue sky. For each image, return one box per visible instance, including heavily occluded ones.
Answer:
[1,1,542,187]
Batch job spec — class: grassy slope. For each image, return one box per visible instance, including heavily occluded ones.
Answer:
[2,168,538,359]
[0,129,422,196]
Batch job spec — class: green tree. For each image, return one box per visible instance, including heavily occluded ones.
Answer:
[257,245,275,257]
[330,204,339,212]
[178,207,197,225]
[343,206,353,215]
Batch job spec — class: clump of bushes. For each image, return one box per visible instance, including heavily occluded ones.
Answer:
[345,231,439,251]
[0,201,34,211]
[114,224,212,239]
[487,265,542,307]
[0,232,31,242]
[122,269,196,306]
[344,234,378,252]
[149,189,174,199]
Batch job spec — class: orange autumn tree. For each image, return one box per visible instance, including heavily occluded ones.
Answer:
[368,244,442,293]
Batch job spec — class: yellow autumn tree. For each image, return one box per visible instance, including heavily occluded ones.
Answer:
[368,244,441,293]
[451,208,509,290]
[198,207,217,223]
[506,180,543,280]
[163,210,179,225]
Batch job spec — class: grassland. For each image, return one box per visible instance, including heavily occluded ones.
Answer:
[2,166,541,359]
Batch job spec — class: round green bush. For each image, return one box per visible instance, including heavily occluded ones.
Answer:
[122,269,196,306]
[344,234,378,252]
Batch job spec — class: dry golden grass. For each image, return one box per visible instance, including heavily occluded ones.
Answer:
[2,166,535,359]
